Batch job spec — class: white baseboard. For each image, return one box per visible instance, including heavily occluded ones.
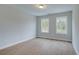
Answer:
[52,37,72,42]
[0,36,35,50]
[37,36,72,42]
[73,46,79,55]
[72,42,79,55]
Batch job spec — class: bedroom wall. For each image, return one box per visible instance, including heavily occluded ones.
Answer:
[0,5,36,49]
[72,5,79,54]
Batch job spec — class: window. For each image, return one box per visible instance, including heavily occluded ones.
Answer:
[41,18,49,33]
[56,16,67,34]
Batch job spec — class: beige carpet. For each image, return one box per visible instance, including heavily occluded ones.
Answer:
[0,38,76,55]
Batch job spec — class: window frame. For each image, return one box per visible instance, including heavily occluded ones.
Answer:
[56,16,68,34]
[41,17,49,33]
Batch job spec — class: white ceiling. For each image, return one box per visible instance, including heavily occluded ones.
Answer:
[15,4,73,16]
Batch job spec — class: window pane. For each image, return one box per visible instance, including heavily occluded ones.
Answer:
[41,18,49,32]
[56,16,67,34]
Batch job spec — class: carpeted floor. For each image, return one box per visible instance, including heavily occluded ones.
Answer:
[0,38,76,55]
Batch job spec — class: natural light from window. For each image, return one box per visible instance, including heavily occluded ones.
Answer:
[41,18,49,33]
[56,16,67,34]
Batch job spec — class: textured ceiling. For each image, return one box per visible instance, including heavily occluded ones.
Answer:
[15,4,73,16]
